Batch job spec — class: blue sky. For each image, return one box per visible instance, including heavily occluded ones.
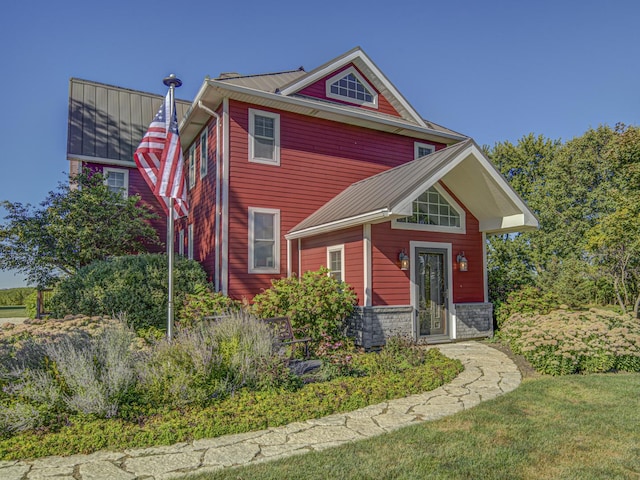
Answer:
[0,0,638,288]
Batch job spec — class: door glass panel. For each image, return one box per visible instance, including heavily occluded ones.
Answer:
[416,249,447,336]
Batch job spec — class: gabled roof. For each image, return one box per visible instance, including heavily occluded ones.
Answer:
[181,48,467,149]
[67,78,191,166]
[278,47,427,127]
[287,139,538,239]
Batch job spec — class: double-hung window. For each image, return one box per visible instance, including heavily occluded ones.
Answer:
[248,207,280,273]
[327,245,345,282]
[188,223,194,260]
[200,130,208,178]
[178,229,185,256]
[103,167,128,198]
[249,109,280,165]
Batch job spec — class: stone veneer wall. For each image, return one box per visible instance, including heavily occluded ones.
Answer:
[347,302,494,348]
[455,302,493,339]
[346,306,414,350]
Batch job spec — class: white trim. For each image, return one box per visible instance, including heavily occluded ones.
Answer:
[414,141,435,159]
[103,167,129,198]
[188,223,194,260]
[327,244,345,282]
[278,48,427,128]
[286,208,390,240]
[221,98,230,294]
[248,108,280,166]
[297,238,302,277]
[188,144,196,189]
[178,229,185,257]
[68,155,136,168]
[409,241,454,340]
[200,128,208,179]
[325,66,378,109]
[363,224,372,307]
[287,239,292,278]
[392,183,466,234]
[482,232,488,303]
[248,207,280,274]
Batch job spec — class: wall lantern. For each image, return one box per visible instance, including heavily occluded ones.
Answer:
[457,251,468,272]
[399,250,410,271]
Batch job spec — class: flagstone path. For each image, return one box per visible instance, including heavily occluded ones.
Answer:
[1,341,521,480]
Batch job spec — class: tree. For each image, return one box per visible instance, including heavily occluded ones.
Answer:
[0,169,160,287]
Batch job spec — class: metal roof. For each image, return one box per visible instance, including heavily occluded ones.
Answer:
[215,69,307,93]
[289,140,474,234]
[67,78,191,164]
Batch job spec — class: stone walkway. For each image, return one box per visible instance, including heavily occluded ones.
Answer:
[0,342,521,480]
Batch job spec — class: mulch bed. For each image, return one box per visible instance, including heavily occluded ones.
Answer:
[484,340,539,379]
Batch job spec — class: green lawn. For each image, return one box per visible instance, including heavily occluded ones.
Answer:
[186,374,640,480]
[0,306,26,318]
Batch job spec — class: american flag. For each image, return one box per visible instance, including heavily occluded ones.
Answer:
[134,91,189,217]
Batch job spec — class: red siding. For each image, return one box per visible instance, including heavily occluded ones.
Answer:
[224,100,447,300]
[86,162,167,253]
[297,63,401,117]
[300,227,364,305]
[370,198,484,306]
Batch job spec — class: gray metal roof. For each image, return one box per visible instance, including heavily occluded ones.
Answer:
[67,78,192,164]
[215,69,307,93]
[289,139,473,234]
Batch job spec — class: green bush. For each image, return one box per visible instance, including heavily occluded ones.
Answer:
[495,285,560,328]
[177,285,242,328]
[48,254,208,330]
[499,308,640,375]
[0,288,35,307]
[24,291,37,319]
[252,268,357,342]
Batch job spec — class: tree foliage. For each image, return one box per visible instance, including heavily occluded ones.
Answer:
[487,124,640,315]
[0,170,160,287]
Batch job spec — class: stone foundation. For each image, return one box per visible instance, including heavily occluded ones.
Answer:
[455,302,493,339]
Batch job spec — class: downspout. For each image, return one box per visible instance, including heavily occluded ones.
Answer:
[197,101,221,291]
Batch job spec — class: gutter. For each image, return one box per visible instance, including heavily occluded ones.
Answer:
[285,208,391,240]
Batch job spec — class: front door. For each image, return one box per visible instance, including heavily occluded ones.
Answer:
[415,248,448,336]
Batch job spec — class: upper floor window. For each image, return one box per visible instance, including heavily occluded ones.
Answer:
[325,66,378,108]
[200,130,208,179]
[249,109,280,166]
[188,144,196,189]
[103,167,128,198]
[393,184,465,234]
[327,245,345,282]
[415,142,435,159]
[248,207,280,274]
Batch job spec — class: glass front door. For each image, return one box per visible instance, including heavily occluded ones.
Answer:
[415,248,448,336]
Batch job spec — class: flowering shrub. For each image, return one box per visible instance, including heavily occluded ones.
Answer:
[499,308,640,375]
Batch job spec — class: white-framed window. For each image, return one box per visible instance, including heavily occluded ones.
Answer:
[200,129,208,179]
[178,229,185,256]
[325,66,378,108]
[248,207,280,274]
[327,245,345,282]
[103,167,128,198]
[188,144,196,189]
[249,109,280,165]
[414,142,435,159]
[188,223,194,260]
[393,184,466,234]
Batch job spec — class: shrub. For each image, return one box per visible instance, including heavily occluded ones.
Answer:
[499,308,640,375]
[24,291,37,319]
[252,268,357,342]
[495,285,560,328]
[48,254,208,330]
[177,285,242,328]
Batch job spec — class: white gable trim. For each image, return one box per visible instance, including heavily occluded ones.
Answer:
[325,66,378,109]
[278,48,427,127]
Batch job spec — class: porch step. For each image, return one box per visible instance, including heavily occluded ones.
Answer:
[423,335,452,345]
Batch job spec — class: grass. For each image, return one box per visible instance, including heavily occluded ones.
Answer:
[184,373,640,480]
[0,306,26,318]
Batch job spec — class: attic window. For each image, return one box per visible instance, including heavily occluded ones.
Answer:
[393,185,465,234]
[325,66,378,108]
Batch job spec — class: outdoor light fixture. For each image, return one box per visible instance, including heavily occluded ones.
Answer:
[457,252,468,272]
[399,250,410,271]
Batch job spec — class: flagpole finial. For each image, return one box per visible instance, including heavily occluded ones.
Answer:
[163,74,182,88]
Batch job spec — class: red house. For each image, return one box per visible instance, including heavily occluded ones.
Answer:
[67,47,537,348]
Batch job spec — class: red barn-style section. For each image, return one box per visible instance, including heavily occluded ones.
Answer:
[67,47,537,347]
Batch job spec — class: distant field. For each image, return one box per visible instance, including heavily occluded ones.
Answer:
[0,306,27,318]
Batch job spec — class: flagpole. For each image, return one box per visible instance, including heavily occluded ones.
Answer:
[163,74,182,341]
